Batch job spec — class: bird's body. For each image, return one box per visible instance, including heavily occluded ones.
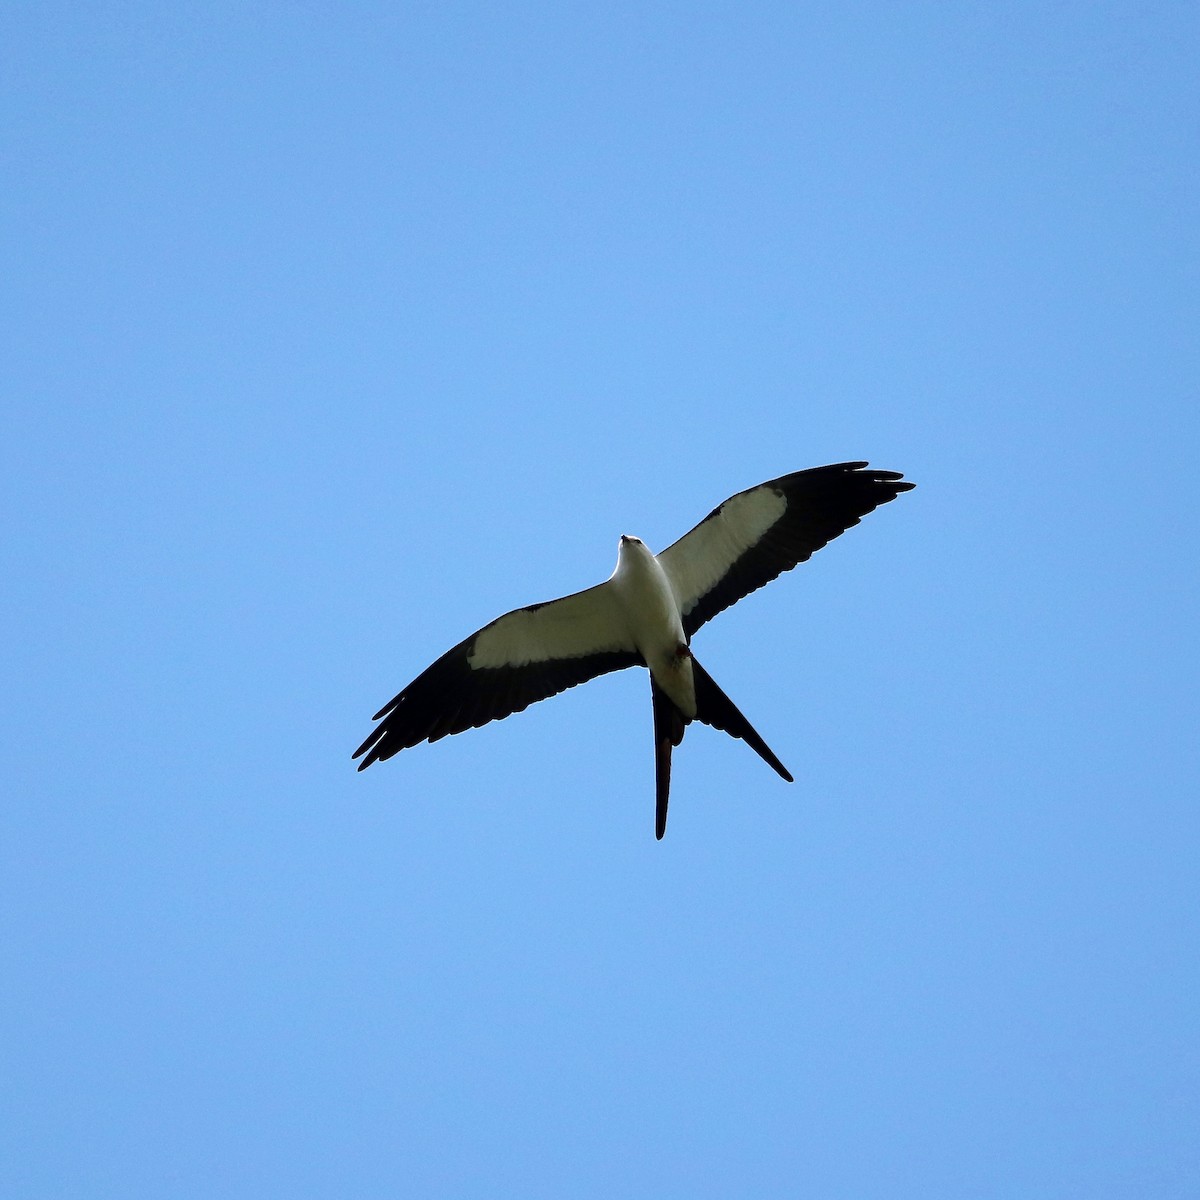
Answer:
[354,462,914,838]
[610,536,695,717]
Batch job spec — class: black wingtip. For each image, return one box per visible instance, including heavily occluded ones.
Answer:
[351,732,377,766]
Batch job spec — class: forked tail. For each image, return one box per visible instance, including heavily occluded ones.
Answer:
[690,656,793,784]
[651,679,685,840]
[650,656,792,840]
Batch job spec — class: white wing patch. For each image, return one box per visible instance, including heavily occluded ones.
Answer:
[658,485,787,618]
[468,582,634,670]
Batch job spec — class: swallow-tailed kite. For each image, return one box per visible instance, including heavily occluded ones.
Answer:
[354,461,914,838]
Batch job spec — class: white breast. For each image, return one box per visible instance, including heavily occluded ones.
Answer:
[610,538,696,716]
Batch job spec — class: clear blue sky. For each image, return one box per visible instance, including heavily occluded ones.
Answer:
[3,3,1197,1197]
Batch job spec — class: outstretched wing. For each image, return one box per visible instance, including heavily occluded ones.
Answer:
[354,581,642,769]
[657,462,915,638]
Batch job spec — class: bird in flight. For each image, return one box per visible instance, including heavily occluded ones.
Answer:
[354,462,914,838]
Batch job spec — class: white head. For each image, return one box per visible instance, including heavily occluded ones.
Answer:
[615,533,654,574]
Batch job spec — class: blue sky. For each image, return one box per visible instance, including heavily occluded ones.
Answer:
[3,3,1197,1196]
